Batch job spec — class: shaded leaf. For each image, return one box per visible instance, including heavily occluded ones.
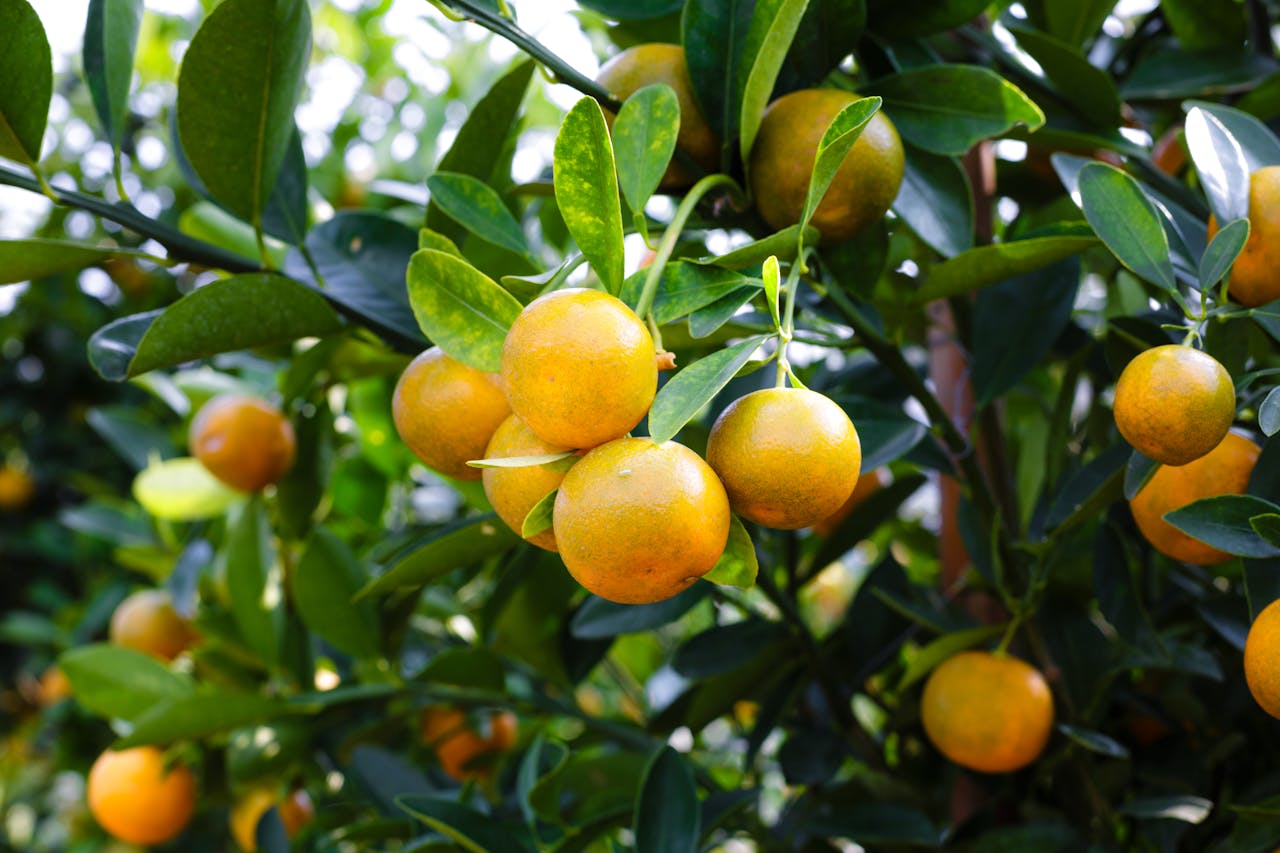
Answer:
[894,144,973,258]
[221,499,283,665]
[681,0,754,151]
[1078,162,1177,292]
[82,0,143,149]
[634,747,699,853]
[1200,217,1250,291]
[0,239,143,285]
[115,691,294,748]
[913,233,1097,302]
[1008,25,1121,128]
[570,584,709,639]
[1261,387,1280,437]
[1058,724,1130,759]
[1117,796,1213,824]
[358,516,520,598]
[1164,495,1280,558]
[291,529,380,659]
[59,644,193,722]
[397,796,534,853]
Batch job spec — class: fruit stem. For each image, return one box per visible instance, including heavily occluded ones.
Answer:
[774,254,806,388]
[634,172,742,322]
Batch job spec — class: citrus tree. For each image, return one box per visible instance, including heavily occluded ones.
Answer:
[5,0,1280,850]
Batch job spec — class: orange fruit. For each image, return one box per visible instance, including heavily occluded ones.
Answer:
[420,707,518,781]
[749,88,904,242]
[109,589,197,661]
[813,467,888,537]
[706,388,861,529]
[392,346,511,481]
[482,415,571,551]
[1113,345,1234,466]
[1129,431,1260,566]
[1208,165,1280,307]
[37,665,72,706]
[595,43,719,189]
[0,465,34,510]
[230,787,313,851]
[500,289,657,450]
[1246,598,1280,719]
[553,437,730,604]
[190,394,296,492]
[921,650,1054,774]
[87,746,197,845]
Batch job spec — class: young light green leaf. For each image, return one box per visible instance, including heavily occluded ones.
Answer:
[802,96,882,228]
[0,0,52,166]
[762,255,781,330]
[133,456,240,521]
[419,227,463,257]
[1199,217,1249,291]
[1078,162,1178,293]
[1164,494,1280,558]
[613,84,681,215]
[405,249,523,372]
[521,489,558,539]
[739,0,812,164]
[83,0,143,151]
[634,746,700,853]
[1260,386,1280,437]
[554,98,624,294]
[426,172,529,256]
[703,515,758,589]
[647,335,770,444]
[176,0,311,224]
[1185,106,1251,226]
[468,452,576,470]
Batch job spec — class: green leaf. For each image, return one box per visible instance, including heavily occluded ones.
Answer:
[1122,49,1275,100]
[468,452,576,470]
[426,172,529,256]
[1200,217,1250,291]
[634,747,700,853]
[613,84,681,215]
[650,263,763,325]
[1185,106,1251,226]
[1007,25,1121,128]
[357,515,520,598]
[1261,387,1280,437]
[132,456,240,521]
[554,98,624,294]
[762,255,781,330]
[682,0,754,150]
[867,0,988,38]
[778,0,866,93]
[59,644,193,722]
[1252,514,1280,547]
[570,584,709,639]
[0,0,52,166]
[1165,495,1280,558]
[291,529,380,659]
[87,273,344,382]
[221,499,283,665]
[913,234,1097,302]
[1182,100,1280,173]
[419,227,463,257]
[1117,796,1213,824]
[576,0,683,18]
[1078,162,1178,292]
[521,490,557,540]
[894,144,973,258]
[703,515,758,589]
[86,405,177,471]
[874,64,1044,156]
[115,691,295,748]
[0,239,144,285]
[1124,451,1160,501]
[808,803,940,846]
[802,96,882,228]
[405,249,523,372]
[1057,724,1130,759]
[427,60,535,239]
[83,0,142,150]
[696,225,820,269]
[418,647,506,693]
[397,796,534,853]
[738,0,812,165]
[176,0,311,224]
[897,625,1005,690]
[1022,0,1114,47]
[672,620,782,679]
[647,335,769,444]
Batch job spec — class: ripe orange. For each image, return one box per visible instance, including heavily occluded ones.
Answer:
[1245,598,1280,719]
[37,665,72,706]
[190,394,296,492]
[420,707,518,781]
[109,589,197,661]
[812,467,888,537]
[921,650,1054,774]
[482,415,571,551]
[0,465,34,510]
[553,437,730,604]
[1129,431,1260,565]
[1208,165,1280,307]
[749,88,904,242]
[87,746,197,845]
[500,289,656,450]
[706,388,861,530]
[1113,345,1235,466]
[230,787,314,851]
[392,346,511,481]
[595,43,719,189]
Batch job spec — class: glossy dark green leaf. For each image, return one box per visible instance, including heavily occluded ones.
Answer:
[1044,443,1129,533]
[1058,724,1130,759]
[1122,49,1276,101]
[426,60,534,238]
[1117,796,1213,824]
[1164,495,1280,558]
[576,0,683,19]
[687,287,760,338]
[0,239,143,285]
[803,96,882,228]
[405,249,523,372]
[285,211,424,351]
[614,84,680,215]
[1020,0,1113,47]
[648,335,770,444]
[893,144,973,258]
[259,127,309,245]
[1078,162,1177,292]
[1251,514,1280,548]
[570,584,709,639]
[840,399,927,470]
[291,529,380,659]
[176,0,311,224]
[867,0,988,38]
[357,515,520,598]
[1182,100,1280,173]
[778,0,866,92]
[59,644,193,722]
[653,263,763,325]
[1124,450,1160,501]
[554,98,624,294]
[0,0,52,166]
[1185,106,1251,225]
[672,619,781,678]
[1162,0,1247,51]
[703,515,758,589]
[1199,217,1250,291]
[397,796,534,853]
[874,64,1045,156]
[222,499,283,665]
[1009,25,1119,127]
[1261,387,1280,437]
[427,172,529,256]
[114,691,294,748]
[682,0,754,148]
[521,489,557,539]
[809,803,940,846]
[913,233,1097,302]
[634,747,699,853]
[738,0,811,164]
[83,0,143,149]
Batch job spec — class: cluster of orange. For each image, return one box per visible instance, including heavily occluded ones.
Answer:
[393,287,863,605]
